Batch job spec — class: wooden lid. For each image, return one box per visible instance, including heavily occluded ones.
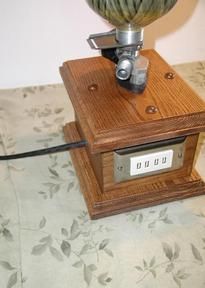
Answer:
[60,50,205,153]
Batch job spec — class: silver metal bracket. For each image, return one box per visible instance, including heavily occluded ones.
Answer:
[87,28,148,93]
[87,29,143,50]
[114,137,186,183]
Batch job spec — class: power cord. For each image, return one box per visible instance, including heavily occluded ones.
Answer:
[0,140,87,160]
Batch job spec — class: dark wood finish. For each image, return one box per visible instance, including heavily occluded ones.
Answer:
[64,122,205,219]
[60,50,205,154]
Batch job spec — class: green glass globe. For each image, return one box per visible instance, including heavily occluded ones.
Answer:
[86,0,178,29]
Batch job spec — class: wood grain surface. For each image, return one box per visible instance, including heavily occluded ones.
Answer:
[64,122,205,219]
[60,49,205,153]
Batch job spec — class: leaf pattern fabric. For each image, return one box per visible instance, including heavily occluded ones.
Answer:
[0,62,205,288]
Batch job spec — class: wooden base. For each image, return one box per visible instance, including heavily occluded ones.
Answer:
[64,122,205,219]
[61,50,205,219]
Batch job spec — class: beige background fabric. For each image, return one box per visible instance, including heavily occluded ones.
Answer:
[0,62,205,288]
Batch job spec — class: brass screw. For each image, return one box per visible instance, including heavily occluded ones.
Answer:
[146,105,158,114]
[88,84,98,91]
[165,72,175,79]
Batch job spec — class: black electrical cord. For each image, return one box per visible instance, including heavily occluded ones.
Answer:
[0,140,87,160]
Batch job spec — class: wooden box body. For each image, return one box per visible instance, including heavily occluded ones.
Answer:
[61,50,205,219]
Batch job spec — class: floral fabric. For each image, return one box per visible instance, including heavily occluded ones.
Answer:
[0,62,205,288]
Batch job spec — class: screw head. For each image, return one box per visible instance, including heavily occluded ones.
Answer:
[145,105,158,114]
[117,166,123,172]
[88,84,98,91]
[165,72,175,80]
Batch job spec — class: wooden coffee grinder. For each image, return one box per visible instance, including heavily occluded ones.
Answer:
[60,0,205,219]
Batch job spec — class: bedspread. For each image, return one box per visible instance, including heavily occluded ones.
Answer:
[0,61,205,288]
